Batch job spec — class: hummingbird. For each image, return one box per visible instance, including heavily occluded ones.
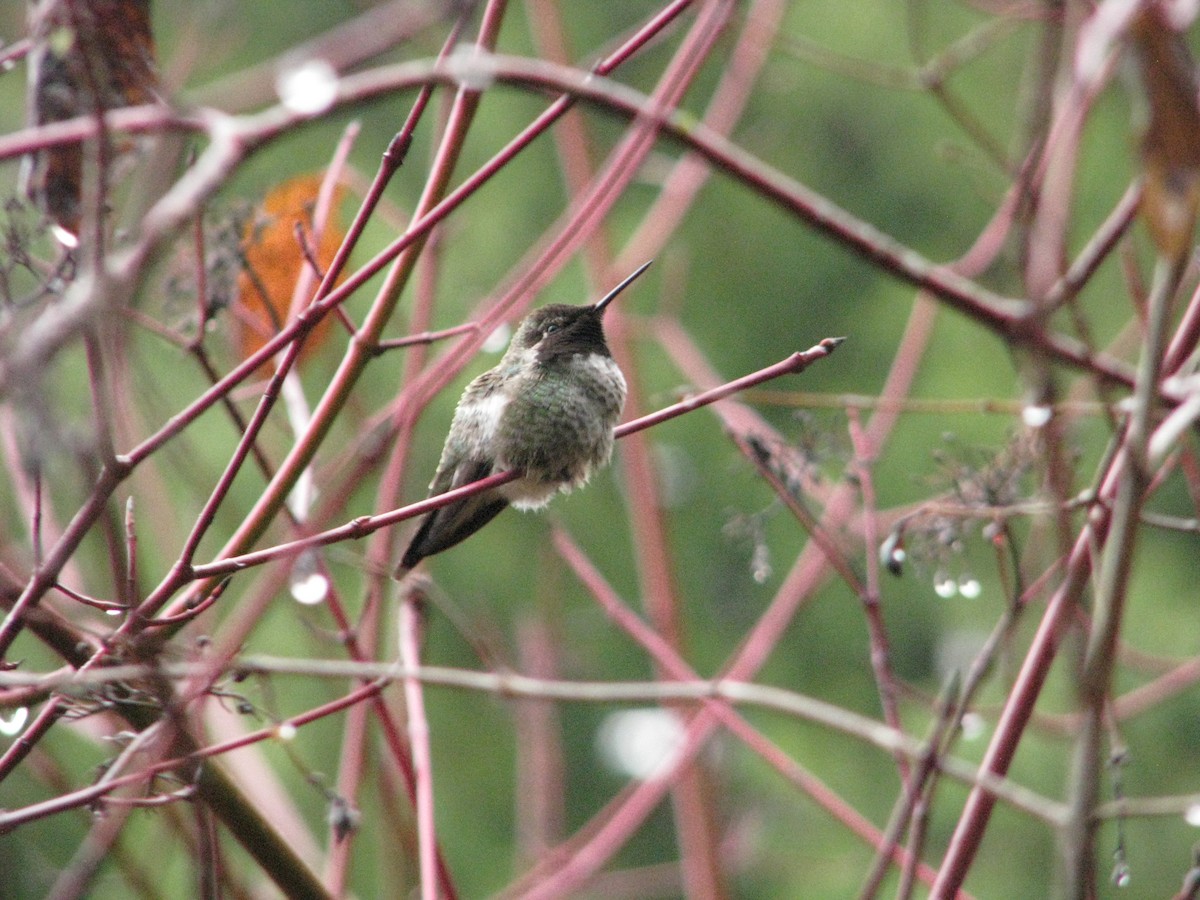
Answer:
[395,261,651,575]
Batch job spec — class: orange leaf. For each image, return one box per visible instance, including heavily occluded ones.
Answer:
[234,174,346,372]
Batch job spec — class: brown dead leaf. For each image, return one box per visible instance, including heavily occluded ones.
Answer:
[1131,6,1200,263]
[22,0,158,243]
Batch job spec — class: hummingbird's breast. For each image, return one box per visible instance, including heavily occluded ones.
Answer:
[495,351,626,507]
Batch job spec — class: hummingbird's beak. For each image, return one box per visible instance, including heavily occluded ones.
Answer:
[592,259,653,315]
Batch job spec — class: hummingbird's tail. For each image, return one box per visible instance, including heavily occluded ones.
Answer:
[394,493,510,577]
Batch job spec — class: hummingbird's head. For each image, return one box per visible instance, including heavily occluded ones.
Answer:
[510,304,610,364]
[505,260,653,364]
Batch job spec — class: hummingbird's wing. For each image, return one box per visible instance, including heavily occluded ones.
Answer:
[397,457,509,572]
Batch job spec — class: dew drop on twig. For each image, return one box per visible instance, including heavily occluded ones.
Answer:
[447,43,497,91]
[596,708,685,781]
[290,549,329,606]
[1022,404,1053,428]
[958,575,982,599]
[934,571,957,599]
[1112,861,1131,888]
[276,57,339,116]
[960,711,986,741]
[0,706,29,737]
[483,322,511,353]
[751,542,772,584]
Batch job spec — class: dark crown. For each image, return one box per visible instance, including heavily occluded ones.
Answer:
[523,305,610,361]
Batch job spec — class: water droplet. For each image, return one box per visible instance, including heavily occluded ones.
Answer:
[751,544,772,584]
[596,708,685,781]
[1022,404,1052,428]
[960,711,986,741]
[50,223,79,248]
[1112,862,1131,888]
[277,722,298,741]
[446,43,496,91]
[934,572,957,599]
[276,57,339,116]
[880,530,905,576]
[482,322,511,353]
[958,576,982,599]
[0,707,29,737]
[289,549,329,606]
